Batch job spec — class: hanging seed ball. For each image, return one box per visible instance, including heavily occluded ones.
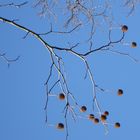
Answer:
[121,25,128,32]
[104,111,109,116]
[58,93,65,100]
[100,114,107,122]
[80,106,87,112]
[94,118,99,124]
[118,89,123,96]
[88,114,95,120]
[131,42,137,48]
[114,122,121,128]
[56,123,64,130]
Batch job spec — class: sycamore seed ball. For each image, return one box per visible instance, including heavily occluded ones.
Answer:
[58,93,65,100]
[121,25,128,32]
[104,111,109,116]
[131,42,137,48]
[80,106,87,112]
[88,114,94,120]
[115,122,121,128]
[100,114,107,122]
[94,118,99,124]
[56,123,64,130]
[118,89,123,96]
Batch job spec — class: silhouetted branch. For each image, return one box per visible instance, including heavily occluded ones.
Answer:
[0,52,20,67]
[39,23,81,35]
[108,49,139,62]
[0,8,138,139]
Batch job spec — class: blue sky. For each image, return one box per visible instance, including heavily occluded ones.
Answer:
[0,0,140,140]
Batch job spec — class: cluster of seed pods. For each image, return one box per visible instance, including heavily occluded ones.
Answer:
[121,25,137,48]
[55,89,123,130]
[49,25,137,134]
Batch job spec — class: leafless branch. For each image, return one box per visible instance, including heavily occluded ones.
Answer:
[38,23,81,35]
[124,0,140,16]
[0,52,20,67]
[0,15,135,139]
[0,1,28,8]
[107,49,139,62]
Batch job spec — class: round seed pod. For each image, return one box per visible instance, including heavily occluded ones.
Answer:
[56,123,64,129]
[131,42,137,48]
[88,114,94,120]
[100,114,107,122]
[104,111,109,116]
[80,106,87,112]
[114,122,120,128]
[93,118,99,124]
[121,25,128,32]
[118,89,123,96]
[58,93,65,100]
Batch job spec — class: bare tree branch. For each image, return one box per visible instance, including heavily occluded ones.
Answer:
[0,1,28,8]
[0,1,139,139]
[0,52,20,67]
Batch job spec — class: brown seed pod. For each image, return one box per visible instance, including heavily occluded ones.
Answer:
[114,122,120,128]
[88,114,94,120]
[93,118,99,124]
[80,106,87,112]
[118,89,123,96]
[58,93,65,100]
[56,123,64,129]
[131,42,137,48]
[104,111,109,116]
[100,114,107,122]
[121,25,128,32]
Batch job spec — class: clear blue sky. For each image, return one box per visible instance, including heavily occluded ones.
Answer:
[0,0,140,140]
